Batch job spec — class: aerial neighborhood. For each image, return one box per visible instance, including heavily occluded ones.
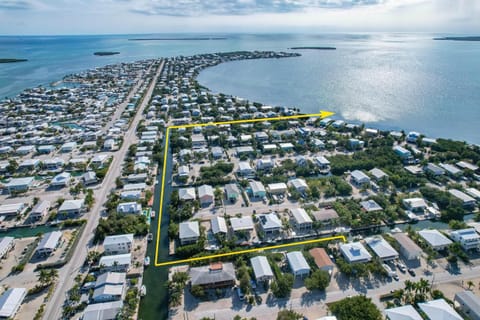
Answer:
[0,51,480,320]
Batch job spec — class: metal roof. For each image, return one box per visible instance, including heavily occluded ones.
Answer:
[250,256,274,280]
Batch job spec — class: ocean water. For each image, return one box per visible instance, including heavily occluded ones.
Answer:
[1,33,479,143]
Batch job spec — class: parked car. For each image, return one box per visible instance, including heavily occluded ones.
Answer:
[235,287,245,301]
[408,268,416,277]
[396,262,406,273]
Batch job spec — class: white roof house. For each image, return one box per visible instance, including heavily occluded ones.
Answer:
[0,203,25,217]
[290,208,313,230]
[238,161,254,176]
[393,233,423,261]
[99,253,132,271]
[230,216,254,232]
[418,229,453,251]
[116,202,142,214]
[103,234,134,255]
[179,187,196,201]
[455,290,480,320]
[365,236,399,261]
[360,200,383,212]
[179,221,200,245]
[466,188,480,200]
[418,299,462,320]
[289,178,308,192]
[0,237,14,259]
[198,184,214,205]
[36,231,62,256]
[267,182,288,194]
[369,168,388,181]
[249,180,266,198]
[350,170,370,185]
[340,242,372,263]
[0,288,26,319]
[211,216,228,234]
[178,165,189,177]
[50,172,71,187]
[4,177,34,193]
[403,198,428,212]
[250,256,274,282]
[450,228,480,251]
[58,199,85,214]
[82,301,123,320]
[385,305,423,320]
[258,213,282,233]
[449,189,476,207]
[286,251,311,277]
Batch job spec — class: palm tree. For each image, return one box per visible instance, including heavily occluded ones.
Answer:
[467,280,474,290]
[404,280,415,304]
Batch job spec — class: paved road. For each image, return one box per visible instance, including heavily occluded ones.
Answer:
[43,60,164,320]
[190,263,480,320]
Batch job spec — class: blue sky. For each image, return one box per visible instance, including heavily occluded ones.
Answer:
[0,0,479,35]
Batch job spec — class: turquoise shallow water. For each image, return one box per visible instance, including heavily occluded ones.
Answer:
[1,33,480,143]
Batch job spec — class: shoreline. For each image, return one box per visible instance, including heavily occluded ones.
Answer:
[1,51,477,146]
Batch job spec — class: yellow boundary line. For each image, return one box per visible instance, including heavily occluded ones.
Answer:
[154,111,337,267]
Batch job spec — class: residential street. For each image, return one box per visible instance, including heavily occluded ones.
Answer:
[42,60,164,320]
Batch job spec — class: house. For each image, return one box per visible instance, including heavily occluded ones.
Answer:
[236,146,254,156]
[120,190,142,201]
[450,228,480,251]
[179,221,200,245]
[279,142,294,151]
[289,178,308,193]
[230,216,254,233]
[406,131,420,143]
[393,233,422,261]
[16,145,35,155]
[35,231,62,256]
[0,203,25,217]
[250,256,274,282]
[360,200,383,212]
[369,168,388,181]
[179,187,196,201]
[126,173,147,183]
[99,253,131,272]
[103,234,134,255]
[309,248,334,275]
[30,200,50,221]
[457,161,479,172]
[348,138,364,150]
[385,305,423,320]
[82,171,98,185]
[350,170,370,186]
[198,184,214,206]
[4,177,34,193]
[0,237,14,259]
[211,216,228,235]
[238,161,254,177]
[178,165,189,178]
[439,163,463,178]
[258,213,282,234]
[403,198,427,213]
[37,145,56,154]
[339,242,372,263]
[449,189,476,208]
[255,132,269,142]
[60,141,77,153]
[116,202,142,215]
[103,139,116,151]
[290,208,313,231]
[91,154,109,167]
[312,208,339,225]
[58,199,85,218]
[92,272,126,303]
[18,159,40,172]
[0,288,26,319]
[191,134,207,149]
[256,158,274,171]
[286,251,310,278]
[189,262,236,289]
[393,145,413,161]
[314,156,330,172]
[424,163,445,176]
[248,181,266,198]
[43,158,65,171]
[365,236,399,261]
[50,172,71,187]
[455,290,480,320]
[267,183,287,195]
[418,299,462,320]
[418,229,452,251]
[122,183,146,192]
[224,184,240,202]
[211,146,224,159]
[82,301,123,320]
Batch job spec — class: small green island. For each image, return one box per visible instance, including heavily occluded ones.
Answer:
[290,46,336,50]
[93,51,120,56]
[433,36,480,41]
[0,58,28,63]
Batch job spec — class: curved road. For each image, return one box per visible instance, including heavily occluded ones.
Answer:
[43,59,164,320]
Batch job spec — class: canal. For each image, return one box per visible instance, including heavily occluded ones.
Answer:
[0,224,60,238]
[138,137,173,320]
